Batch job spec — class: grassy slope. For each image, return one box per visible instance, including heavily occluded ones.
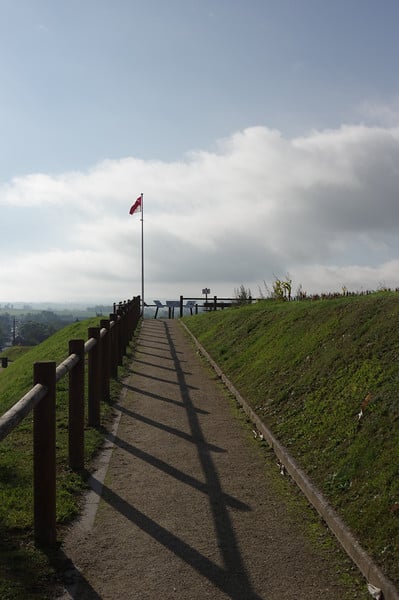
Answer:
[183,292,399,587]
[0,317,127,599]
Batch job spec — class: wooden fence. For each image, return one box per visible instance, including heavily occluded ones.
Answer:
[0,296,141,546]
[148,295,248,319]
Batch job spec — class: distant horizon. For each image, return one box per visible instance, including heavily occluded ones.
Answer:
[0,300,114,310]
[1,280,397,310]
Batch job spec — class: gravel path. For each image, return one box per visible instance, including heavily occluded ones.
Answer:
[58,319,367,599]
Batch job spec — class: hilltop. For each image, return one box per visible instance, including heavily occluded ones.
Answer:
[183,292,399,588]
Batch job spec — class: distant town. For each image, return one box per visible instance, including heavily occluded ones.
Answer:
[0,303,113,351]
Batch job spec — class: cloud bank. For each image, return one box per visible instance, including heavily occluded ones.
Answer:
[1,124,399,302]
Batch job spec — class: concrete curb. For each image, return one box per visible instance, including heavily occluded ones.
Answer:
[181,321,399,600]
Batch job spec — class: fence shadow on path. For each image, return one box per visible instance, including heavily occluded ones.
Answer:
[161,320,264,599]
[50,547,103,600]
[89,476,262,600]
[120,319,264,600]
[61,319,264,600]
[114,402,225,452]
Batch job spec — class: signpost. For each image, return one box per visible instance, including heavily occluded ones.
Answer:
[202,288,210,304]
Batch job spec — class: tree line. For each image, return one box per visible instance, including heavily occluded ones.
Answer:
[0,310,79,349]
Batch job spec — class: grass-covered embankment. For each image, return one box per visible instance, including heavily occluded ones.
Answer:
[183,292,399,587]
[0,317,129,599]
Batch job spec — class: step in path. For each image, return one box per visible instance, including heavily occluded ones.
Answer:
[58,319,366,600]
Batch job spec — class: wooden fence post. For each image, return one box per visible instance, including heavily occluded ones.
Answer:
[100,319,111,403]
[126,300,133,338]
[88,327,101,427]
[123,304,129,351]
[69,339,85,471]
[180,296,183,318]
[33,361,57,546]
[120,305,128,356]
[133,296,140,330]
[116,310,124,366]
[129,297,139,337]
[109,313,118,378]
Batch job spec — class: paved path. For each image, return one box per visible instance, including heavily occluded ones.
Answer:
[59,319,365,600]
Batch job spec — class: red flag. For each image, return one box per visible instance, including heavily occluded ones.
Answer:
[129,196,142,215]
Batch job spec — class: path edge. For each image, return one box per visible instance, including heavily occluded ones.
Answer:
[180,320,399,600]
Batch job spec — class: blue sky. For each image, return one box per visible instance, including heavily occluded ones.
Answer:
[1,1,399,303]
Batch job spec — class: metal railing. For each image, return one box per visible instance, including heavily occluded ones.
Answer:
[0,296,141,546]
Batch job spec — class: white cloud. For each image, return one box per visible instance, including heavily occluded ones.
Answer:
[359,96,399,127]
[1,124,399,302]
[295,261,399,296]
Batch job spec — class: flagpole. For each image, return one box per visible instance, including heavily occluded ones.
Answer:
[140,193,144,315]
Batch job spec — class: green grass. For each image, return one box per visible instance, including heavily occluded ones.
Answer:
[0,317,135,599]
[1,347,32,362]
[183,292,399,587]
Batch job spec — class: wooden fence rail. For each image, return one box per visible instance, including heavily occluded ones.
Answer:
[147,296,246,319]
[180,296,254,316]
[0,295,141,546]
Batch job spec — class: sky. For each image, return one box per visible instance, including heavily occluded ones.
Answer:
[1,0,399,304]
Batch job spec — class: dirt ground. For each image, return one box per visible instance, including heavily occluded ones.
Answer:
[56,319,369,600]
